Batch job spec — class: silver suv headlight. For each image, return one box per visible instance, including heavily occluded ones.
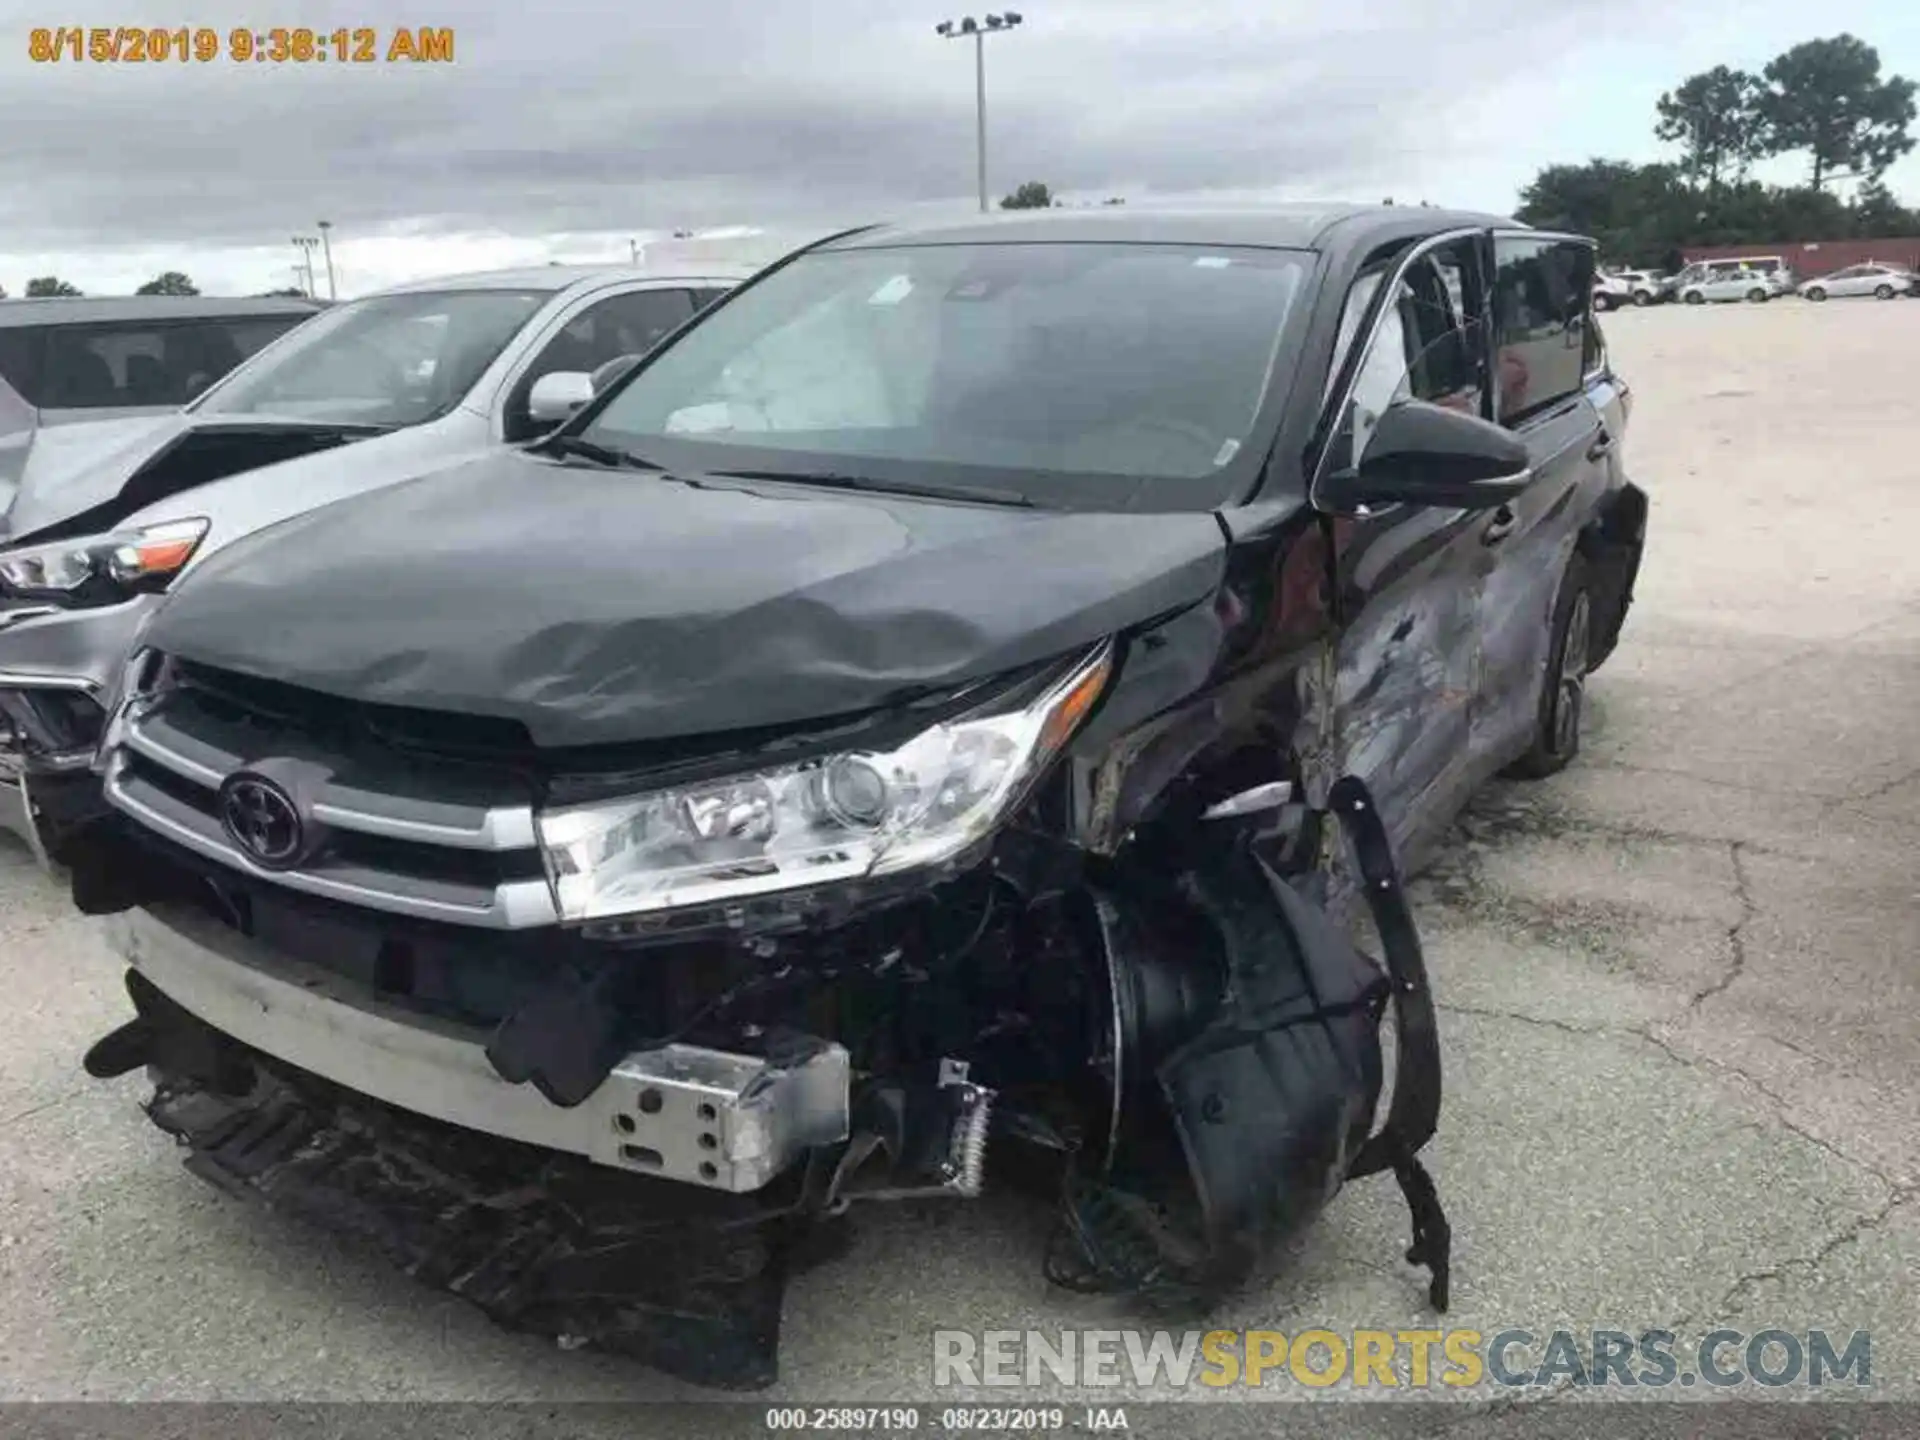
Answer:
[0,518,210,606]
[535,644,1113,922]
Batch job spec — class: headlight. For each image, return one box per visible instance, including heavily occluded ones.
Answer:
[0,518,210,605]
[536,644,1113,922]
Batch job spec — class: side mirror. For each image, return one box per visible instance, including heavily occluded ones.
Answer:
[527,371,594,425]
[1324,399,1532,511]
[589,353,643,395]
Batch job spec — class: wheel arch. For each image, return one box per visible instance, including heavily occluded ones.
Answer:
[1575,481,1647,673]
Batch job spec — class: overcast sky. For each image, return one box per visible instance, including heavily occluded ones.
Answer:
[3,0,1916,296]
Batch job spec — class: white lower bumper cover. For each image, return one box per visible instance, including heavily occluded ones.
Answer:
[110,905,851,1192]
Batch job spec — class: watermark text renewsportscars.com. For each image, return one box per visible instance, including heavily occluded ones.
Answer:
[932,1328,1872,1390]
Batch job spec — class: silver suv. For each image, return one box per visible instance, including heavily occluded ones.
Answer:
[1594,270,1671,310]
[0,264,748,860]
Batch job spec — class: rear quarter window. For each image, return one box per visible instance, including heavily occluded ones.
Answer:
[38,315,308,409]
[0,327,44,406]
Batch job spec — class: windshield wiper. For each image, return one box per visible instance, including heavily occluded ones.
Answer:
[537,434,665,470]
[710,469,1034,508]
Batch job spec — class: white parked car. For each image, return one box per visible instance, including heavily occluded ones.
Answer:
[1673,264,1791,305]
[1797,263,1917,301]
[1594,270,1669,310]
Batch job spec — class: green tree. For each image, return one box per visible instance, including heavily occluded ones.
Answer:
[1655,65,1766,189]
[999,180,1055,210]
[1516,159,1695,263]
[24,276,81,297]
[1758,35,1917,188]
[255,287,310,298]
[1850,179,1920,237]
[135,270,199,296]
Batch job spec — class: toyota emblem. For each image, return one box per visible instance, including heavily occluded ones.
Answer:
[218,773,306,869]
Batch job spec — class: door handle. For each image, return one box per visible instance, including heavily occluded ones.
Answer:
[1586,429,1614,462]
[1481,504,1518,545]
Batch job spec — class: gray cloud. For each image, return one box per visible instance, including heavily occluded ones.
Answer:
[3,0,1639,268]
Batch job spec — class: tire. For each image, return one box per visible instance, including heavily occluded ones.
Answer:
[1503,557,1593,781]
[1683,289,1705,305]
[1874,284,1895,300]
[1632,290,1653,307]
[1593,293,1615,312]
[1804,287,1827,302]
[1746,287,1769,303]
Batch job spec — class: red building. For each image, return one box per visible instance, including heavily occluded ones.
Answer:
[1683,237,1920,277]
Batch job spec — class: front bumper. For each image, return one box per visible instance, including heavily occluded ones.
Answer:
[105,903,850,1191]
[0,596,156,858]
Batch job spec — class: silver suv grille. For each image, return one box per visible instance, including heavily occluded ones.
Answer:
[103,664,561,929]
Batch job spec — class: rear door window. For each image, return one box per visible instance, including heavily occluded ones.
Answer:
[1491,234,1595,425]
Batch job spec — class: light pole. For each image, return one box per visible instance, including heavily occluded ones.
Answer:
[316,220,337,299]
[935,12,1023,213]
[291,235,319,297]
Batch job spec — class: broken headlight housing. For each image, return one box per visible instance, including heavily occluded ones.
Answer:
[0,518,210,607]
[536,644,1112,922]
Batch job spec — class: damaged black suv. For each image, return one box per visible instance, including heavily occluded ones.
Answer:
[71,206,1645,1386]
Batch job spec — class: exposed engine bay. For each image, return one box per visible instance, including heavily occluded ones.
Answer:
[77,761,1449,1388]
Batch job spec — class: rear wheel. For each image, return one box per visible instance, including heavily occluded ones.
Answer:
[1874,284,1895,300]
[1746,287,1769,303]
[1504,557,1593,781]
[1593,293,1616,312]
[1804,286,1827,302]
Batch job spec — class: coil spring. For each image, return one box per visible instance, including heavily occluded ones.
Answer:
[950,1088,992,1197]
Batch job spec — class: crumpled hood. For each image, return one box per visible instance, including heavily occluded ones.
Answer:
[1,410,392,542]
[148,451,1234,748]
[0,412,186,538]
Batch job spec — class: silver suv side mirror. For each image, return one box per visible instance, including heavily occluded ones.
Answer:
[527,371,594,425]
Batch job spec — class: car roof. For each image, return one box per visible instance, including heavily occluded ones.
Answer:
[817,203,1525,255]
[369,263,759,297]
[0,294,325,326]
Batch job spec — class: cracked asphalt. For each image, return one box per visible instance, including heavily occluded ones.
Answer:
[0,299,1916,1417]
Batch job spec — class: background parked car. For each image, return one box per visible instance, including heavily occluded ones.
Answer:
[1593,273,1634,311]
[0,263,748,860]
[1797,262,1916,301]
[1673,262,1793,304]
[1595,270,1670,309]
[0,295,322,427]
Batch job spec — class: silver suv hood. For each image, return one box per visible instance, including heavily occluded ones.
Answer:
[0,410,496,576]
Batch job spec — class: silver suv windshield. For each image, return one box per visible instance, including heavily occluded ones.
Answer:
[582,242,1308,509]
[194,288,549,427]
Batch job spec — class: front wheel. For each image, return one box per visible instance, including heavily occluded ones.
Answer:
[1804,287,1827,302]
[1594,293,1616,312]
[1874,284,1895,300]
[1632,290,1654,307]
[1747,287,1769,303]
[1683,290,1705,305]
[1504,558,1593,780]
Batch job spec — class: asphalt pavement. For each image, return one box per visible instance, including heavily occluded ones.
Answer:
[0,298,1915,1419]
